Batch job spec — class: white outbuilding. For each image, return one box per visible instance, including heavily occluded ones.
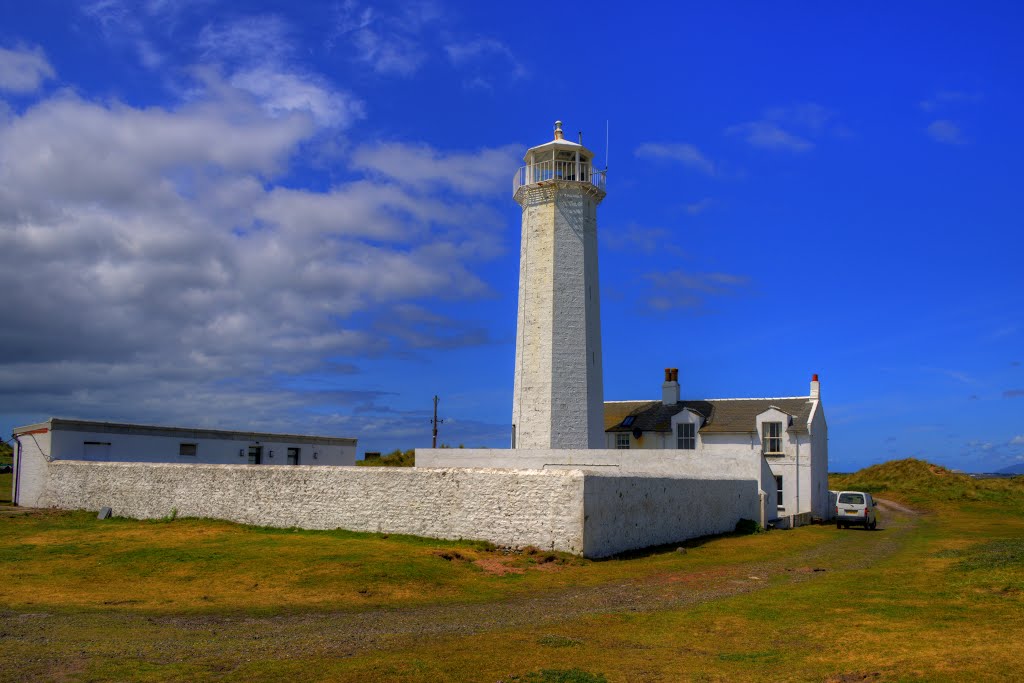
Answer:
[10,418,356,507]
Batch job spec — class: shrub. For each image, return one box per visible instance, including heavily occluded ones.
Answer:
[356,448,415,467]
[536,634,583,648]
[734,518,762,535]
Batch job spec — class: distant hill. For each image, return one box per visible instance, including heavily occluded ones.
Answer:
[829,458,1024,510]
[996,463,1024,475]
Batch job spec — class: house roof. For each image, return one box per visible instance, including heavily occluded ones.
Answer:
[604,397,814,434]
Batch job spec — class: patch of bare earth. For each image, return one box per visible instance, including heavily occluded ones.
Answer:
[825,673,882,683]
[474,557,524,576]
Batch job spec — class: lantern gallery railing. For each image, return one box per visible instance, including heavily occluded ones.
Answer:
[512,161,607,195]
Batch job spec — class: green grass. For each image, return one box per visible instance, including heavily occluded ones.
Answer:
[2,458,1023,682]
[0,506,828,614]
[504,670,608,683]
[0,471,11,505]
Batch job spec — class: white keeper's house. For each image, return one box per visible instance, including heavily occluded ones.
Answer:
[604,370,830,522]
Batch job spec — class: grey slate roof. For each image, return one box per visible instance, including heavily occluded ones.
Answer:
[15,417,357,445]
[605,397,814,434]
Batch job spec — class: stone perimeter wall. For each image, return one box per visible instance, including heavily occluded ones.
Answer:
[20,456,761,558]
[39,461,588,554]
[583,476,756,557]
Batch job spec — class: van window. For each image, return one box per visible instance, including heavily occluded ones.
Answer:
[838,493,865,505]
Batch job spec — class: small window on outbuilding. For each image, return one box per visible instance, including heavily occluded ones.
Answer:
[179,443,197,456]
[83,441,112,459]
[615,433,630,449]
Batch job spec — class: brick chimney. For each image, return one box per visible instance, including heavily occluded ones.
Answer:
[810,373,820,400]
[662,368,680,405]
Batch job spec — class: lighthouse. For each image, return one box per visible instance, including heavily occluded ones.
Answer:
[511,121,607,449]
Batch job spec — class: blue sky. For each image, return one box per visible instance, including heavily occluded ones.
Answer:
[1,1,1021,472]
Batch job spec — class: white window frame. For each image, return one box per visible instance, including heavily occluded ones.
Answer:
[763,421,783,455]
[615,433,630,449]
[775,474,784,508]
[676,422,696,450]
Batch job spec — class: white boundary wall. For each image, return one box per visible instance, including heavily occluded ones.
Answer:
[14,451,763,558]
[32,461,588,553]
[416,448,760,477]
[417,448,773,528]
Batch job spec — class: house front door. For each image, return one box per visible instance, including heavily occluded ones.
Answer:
[247,446,262,465]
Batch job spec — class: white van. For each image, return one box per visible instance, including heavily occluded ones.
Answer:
[835,491,878,529]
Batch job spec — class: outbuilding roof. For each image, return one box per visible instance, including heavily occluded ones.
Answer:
[13,417,357,445]
[604,397,814,434]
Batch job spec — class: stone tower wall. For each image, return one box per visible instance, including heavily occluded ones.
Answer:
[513,182,603,449]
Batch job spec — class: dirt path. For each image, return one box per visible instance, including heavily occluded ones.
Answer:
[0,506,921,676]
[876,498,921,516]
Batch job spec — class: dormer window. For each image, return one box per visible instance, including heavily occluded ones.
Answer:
[676,423,695,450]
[762,422,783,455]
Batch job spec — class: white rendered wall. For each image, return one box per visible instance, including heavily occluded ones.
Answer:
[47,428,355,466]
[583,475,759,557]
[809,401,829,518]
[753,407,814,518]
[21,450,768,558]
[416,448,760,479]
[418,447,772,528]
[38,461,588,553]
[512,183,604,449]
[11,427,51,507]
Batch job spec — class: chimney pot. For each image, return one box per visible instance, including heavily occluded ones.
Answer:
[664,368,672,382]
[810,373,821,399]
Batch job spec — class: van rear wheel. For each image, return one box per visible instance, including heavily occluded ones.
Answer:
[869,520,877,530]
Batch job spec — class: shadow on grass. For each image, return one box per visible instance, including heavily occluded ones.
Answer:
[595,529,764,562]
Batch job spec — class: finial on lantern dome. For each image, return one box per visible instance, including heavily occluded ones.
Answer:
[554,120,563,140]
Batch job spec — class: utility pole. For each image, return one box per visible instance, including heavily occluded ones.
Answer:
[431,395,444,448]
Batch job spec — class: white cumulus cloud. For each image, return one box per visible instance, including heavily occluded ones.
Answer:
[350,141,521,195]
[0,45,55,93]
[0,73,505,434]
[635,142,716,176]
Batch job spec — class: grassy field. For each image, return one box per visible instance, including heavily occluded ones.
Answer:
[1,441,12,505]
[1,459,1022,681]
[0,471,11,505]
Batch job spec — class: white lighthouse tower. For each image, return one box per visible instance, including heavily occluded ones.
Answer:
[511,121,607,449]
